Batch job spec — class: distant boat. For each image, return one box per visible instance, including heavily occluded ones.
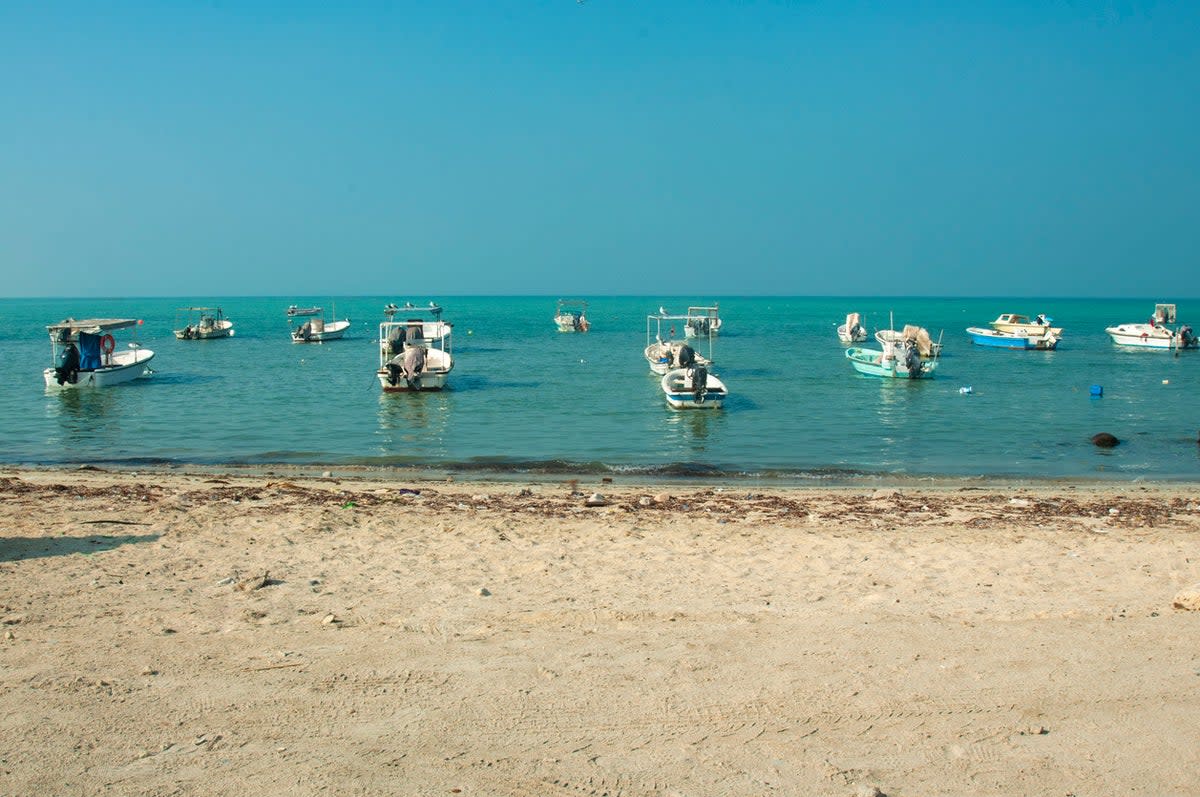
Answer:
[684,304,722,337]
[44,317,155,389]
[287,305,322,317]
[967,326,1059,350]
[554,299,591,333]
[291,304,350,343]
[661,365,728,409]
[1105,304,1197,350]
[837,312,867,343]
[989,313,1063,338]
[174,307,234,340]
[291,316,351,343]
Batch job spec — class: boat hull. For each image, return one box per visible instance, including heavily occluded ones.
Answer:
[43,349,155,389]
[378,347,454,391]
[845,347,935,379]
[175,322,234,340]
[661,368,727,409]
[292,320,351,343]
[837,324,867,344]
[377,369,450,391]
[966,327,1058,350]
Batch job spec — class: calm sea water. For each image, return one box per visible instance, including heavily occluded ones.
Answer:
[1,296,1197,484]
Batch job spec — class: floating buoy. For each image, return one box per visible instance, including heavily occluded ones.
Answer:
[1089,385,1103,397]
[1162,379,1170,385]
[958,386,973,395]
[1091,432,1120,448]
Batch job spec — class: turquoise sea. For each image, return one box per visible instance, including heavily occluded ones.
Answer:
[1,296,1197,484]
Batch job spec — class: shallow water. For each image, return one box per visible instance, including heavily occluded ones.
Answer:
[1,296,1197,482]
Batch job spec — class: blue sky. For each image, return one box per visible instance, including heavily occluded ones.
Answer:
[2,1,1196,297]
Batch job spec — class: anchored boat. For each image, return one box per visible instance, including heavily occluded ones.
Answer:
[684,304,722,337]
[174,307,234,340]
[837,312,867,343]
[554,299,591,332]
[1105,304,1197,350]
[661,365,728,409]
[44,318,155,389]
[291,304,350,343]
[966,326,1059,350]
[377,303,454,391]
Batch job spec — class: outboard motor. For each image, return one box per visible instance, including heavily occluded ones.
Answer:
[54,343,80,385]
[677,343,696,368]
[691,365,708,402]
[904,345,922,379]
[386,362,402,386]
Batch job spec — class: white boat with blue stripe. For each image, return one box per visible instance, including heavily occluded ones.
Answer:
[661,365,728,409]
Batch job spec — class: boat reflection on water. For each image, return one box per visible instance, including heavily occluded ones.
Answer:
[661,402,720,456]
[45,388,124,451]
[376,390,452,451]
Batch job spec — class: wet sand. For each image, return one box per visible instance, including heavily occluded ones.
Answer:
[2,468,1199,796]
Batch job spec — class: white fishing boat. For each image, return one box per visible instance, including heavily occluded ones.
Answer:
[554,299,591,332]
[989,313,1063,338]
[661,365,728,409]
[837,312,867,343]
[377,303,454,391]
[645,311,712,375]
[291,306,350,343]
[287,305,322,317]
[174,307,234,340]
[684,305,722,337]
[1105,304,1197,350]
[44,318,155,389]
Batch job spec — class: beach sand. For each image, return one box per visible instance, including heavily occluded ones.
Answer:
[2,468,1199,796]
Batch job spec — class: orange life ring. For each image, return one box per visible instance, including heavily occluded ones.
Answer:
[100,334,116,354]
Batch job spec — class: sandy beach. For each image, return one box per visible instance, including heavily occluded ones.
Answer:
[2,467,1199,796]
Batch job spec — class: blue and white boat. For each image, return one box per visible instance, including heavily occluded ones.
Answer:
[661,365,727,409]
[967,326,1059,350]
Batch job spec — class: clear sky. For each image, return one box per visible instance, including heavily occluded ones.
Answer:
[2,1,1196,297]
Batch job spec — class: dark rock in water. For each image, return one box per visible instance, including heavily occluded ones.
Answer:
[1091,433,1120,448]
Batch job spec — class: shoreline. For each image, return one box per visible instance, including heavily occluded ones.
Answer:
[6,460,1200,490]
[3,467,1199,795]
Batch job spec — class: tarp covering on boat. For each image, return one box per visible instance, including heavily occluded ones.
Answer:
[902,325,936,358]
[78,332,102,370]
